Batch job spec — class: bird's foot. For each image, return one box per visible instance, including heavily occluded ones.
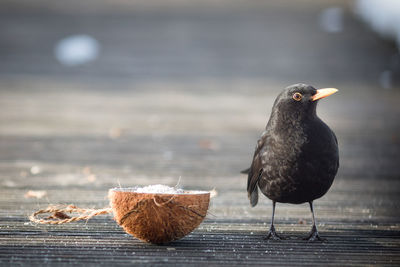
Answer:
[303,225,325,242]
[264,225,283,240]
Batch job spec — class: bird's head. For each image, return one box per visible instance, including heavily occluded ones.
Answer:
[272,83,338,120]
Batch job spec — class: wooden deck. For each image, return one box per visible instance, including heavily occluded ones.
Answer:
[1,0,400,265]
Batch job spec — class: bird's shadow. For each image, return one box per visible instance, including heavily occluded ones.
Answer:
[166,227,400,251]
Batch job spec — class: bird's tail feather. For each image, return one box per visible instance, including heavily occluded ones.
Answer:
[249,187,259,207]
[241,167,250,174]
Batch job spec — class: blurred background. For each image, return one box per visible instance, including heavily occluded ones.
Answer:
[0,0,399,219]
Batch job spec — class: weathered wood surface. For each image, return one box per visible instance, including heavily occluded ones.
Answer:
[1,0,400,265]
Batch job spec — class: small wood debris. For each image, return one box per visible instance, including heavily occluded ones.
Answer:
[298,219,307,225]
[109,127,123,139]
[82,166,91,175]
[24,190,47,199]
[87,174,97,182]
[198,139,220,151]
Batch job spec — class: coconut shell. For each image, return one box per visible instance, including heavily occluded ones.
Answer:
[108,188,210,244]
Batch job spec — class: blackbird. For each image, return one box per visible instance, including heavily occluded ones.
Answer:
[242,84,339,241]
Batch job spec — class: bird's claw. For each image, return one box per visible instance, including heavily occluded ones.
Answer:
[303,225,325,242]
[264,225,283,240]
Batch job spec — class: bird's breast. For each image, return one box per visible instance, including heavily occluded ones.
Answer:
[258,119,338,203]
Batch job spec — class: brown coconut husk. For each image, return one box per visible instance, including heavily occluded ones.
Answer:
[108,188,210,244]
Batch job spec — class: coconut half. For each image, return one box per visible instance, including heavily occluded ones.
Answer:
[108,185,210,244]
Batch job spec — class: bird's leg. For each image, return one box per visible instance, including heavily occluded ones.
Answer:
[304,201,324,241]
[264,201,283,240]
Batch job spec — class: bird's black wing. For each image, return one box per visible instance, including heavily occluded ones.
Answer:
[331,129,339,169]
[332,130,338,145]
[246,132,267,206]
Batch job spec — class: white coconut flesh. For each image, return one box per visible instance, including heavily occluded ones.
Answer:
[111,184,209,195]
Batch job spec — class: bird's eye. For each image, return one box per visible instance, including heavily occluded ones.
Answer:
[292,92,303,101]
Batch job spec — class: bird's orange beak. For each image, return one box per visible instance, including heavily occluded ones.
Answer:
[311,88,338,101]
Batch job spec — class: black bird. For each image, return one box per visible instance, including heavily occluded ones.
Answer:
[242,84,339,241]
